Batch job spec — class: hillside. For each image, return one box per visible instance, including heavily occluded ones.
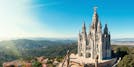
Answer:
[0,39,77,66]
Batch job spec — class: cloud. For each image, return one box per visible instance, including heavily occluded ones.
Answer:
[29,2,62,8]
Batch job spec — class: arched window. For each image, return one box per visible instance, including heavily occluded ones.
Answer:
[80,53,83,56]
[86,53,91,58]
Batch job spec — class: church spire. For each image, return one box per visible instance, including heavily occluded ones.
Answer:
[104,24,108,34]
[97,21,102,32]
[97,21,101,28]
[81,21,87,42]
[91,7,99,31]
[78,31,81,40]
[82,21,86,33]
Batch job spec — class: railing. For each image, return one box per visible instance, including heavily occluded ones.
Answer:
[112,57,121,67]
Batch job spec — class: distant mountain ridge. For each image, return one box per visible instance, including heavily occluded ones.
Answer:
[112,38,134,41]
[111,38,134,45]
[0,39,76,49]
[1,37,134,46]
[29,37,134,45]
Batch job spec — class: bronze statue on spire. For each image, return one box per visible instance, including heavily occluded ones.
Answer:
[94,6,98,13]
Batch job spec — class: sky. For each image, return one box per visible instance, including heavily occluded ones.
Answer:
[0,0,134,40]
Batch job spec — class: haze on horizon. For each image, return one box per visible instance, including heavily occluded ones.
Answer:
[0,0,134,40]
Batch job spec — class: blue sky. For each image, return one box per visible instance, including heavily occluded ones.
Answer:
[0,0,134,40]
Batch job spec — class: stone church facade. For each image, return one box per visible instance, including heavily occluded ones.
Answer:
[78,8,111,60]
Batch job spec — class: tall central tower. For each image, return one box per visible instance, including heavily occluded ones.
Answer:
[77,7,111,60]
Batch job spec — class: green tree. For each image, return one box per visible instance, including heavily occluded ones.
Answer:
[115,46,129,58]
[32,61,42,67]
[117,54,134,67]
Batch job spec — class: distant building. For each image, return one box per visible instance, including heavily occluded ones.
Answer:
[3,56,48,67]
[36,56,48,67]
[3,60,32,67]
[77,7,111,60]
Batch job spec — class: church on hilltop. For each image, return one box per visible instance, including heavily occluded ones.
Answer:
[59,7,116,67]
[77,7,111,60]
